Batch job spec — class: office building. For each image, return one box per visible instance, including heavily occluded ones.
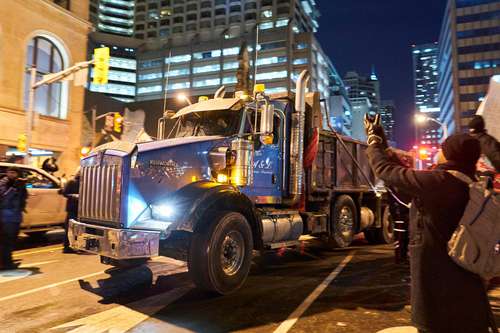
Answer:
[350,97,372,141]
[379,100,396,144]
[343,70,381,113]
[438,0,500,134]
[412,42,441,146]
[0,0,91,173]
[89,0,135,36]
[84,0,350,132]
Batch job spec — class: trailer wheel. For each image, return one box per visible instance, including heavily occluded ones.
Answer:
[328,195,357,248]
[363,206,394,244]
[188,211,253,295]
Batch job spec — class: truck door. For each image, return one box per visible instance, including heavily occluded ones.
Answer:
[242,113,284,204]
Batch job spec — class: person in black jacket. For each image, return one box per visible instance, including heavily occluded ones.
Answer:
[60,168,80,253]
[364,115,493,333]
[469,115,500,172]
[0,167,28,270]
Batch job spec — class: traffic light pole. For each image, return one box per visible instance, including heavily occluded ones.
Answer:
[23,59,94,165]
[25,66,37,164]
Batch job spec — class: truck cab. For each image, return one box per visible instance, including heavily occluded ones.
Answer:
[69,70,391,294]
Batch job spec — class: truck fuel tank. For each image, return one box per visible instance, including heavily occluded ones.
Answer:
[261,211,303,244]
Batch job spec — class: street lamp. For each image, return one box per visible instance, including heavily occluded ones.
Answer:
[414,113,449,140]
[177,93,192,106]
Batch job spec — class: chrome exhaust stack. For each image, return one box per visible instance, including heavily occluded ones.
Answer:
[286,70,310,206]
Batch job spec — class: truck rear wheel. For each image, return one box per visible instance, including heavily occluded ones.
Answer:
[188,211,253,295]
[327,195,357,248]
[363,206,394,244]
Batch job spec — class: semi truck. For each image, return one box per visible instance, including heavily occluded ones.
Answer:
[69,70,392,294]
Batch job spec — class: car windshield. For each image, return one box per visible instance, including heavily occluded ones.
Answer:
[167,109,242,138]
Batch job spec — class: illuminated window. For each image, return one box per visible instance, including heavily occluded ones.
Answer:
[261,10,272,18]
[259,22,273,30]
[93,69,136,83]
[109,57,137,70]
[168,81,190,90]
[222,76,237,84]
[193,64,221,74]
[256,56,287,66]
[223,47,240,56]
[90,83,135,96]
[276,18,289,27]
[224,61,239,70]
[138,72,162,81]
[256,70,288,80]
[193,78,221,87]
[165,54,192,64]
[137,85,162,94]
[166,68,190,77]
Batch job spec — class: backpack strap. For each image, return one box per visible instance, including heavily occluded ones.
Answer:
[446,170,473,185]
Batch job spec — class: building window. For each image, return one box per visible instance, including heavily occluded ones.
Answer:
[201,11,211,18]
[201,1,211,8]
[256,70,288,81]
[261,10,272,18]
[187,3,197,11]
[200,21,211,28]
[187,13,197,21]
[24,36,67,119]
[193,78,221,87]
[193,64,221,74]
[245,2,257,10]
[215,8,226,16]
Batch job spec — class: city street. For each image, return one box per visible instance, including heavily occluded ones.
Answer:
[1,233,499,333]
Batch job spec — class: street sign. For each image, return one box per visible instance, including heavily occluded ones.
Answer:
[93,47,110,85]
[17,134,27,153]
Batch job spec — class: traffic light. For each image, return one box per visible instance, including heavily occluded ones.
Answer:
[17,134,27,153]
[113,112,123,133]
[93,47,110,85]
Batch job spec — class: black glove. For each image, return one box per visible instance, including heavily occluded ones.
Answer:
[364,114,388,148]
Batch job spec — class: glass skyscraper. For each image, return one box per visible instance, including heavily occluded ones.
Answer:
[412,42,441,146]
[438,0,500,134]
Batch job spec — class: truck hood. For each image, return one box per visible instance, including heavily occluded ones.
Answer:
[127,136,228,225]
[136,136,224,152]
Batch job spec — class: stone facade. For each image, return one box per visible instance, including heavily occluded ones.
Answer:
[0,0,91,175]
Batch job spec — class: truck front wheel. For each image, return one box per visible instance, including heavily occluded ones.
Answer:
[188,211,253,295]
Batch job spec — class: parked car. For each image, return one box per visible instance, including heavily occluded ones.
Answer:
[0,162,66,237]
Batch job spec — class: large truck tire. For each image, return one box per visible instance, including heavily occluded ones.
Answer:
[188,211,253,295]
[326,195,357,248]
[363,206,394,244]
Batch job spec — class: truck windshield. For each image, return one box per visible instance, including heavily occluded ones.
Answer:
[167,110,242,138]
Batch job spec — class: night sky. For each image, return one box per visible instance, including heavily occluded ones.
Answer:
[316,0,446,149]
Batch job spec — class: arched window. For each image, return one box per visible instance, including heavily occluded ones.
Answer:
[24,36,66,119]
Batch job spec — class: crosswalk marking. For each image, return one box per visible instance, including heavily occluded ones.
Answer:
[0,271,106,302]
[50,286,193,333]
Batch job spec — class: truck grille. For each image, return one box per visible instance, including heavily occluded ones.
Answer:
[79,161,122,224]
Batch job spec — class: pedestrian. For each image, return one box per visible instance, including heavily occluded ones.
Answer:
[469,115,500,172]
[60,167,80,253]
[364,115,494,333]
[0,167,28,270]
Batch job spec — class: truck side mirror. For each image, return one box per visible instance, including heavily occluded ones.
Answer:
[260,104,274,145]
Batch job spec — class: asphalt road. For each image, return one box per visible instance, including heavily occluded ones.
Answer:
[1,232,499,333]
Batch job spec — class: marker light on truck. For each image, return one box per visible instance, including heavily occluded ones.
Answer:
[217,173,228,183]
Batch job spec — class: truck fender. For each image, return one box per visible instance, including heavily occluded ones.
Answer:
[174,181,263,249]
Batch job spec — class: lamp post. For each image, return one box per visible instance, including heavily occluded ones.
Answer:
[415,113,449,140]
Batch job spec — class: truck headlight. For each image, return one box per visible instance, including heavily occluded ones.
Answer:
[151,204,176,221]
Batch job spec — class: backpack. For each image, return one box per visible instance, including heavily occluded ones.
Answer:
[447,170,500,279]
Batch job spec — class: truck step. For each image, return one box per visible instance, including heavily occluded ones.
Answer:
[265,240,301,249]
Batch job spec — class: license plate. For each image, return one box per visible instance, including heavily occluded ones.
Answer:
[85,238,99,250]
